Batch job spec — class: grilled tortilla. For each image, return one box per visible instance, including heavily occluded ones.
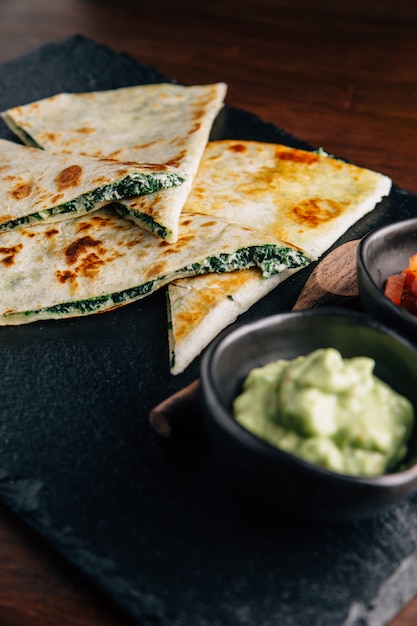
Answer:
[167,139,392,374]
[1,83,227,242]
[182,140,392,258]
[0,208,311,325]
[167,268,299,375]
[0,139,185,231]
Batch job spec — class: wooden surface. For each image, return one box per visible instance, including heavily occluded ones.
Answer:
[0,0,416,624]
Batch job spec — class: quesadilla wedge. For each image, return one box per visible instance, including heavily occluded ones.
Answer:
[182,140,392,258]
[0,208,311,325]
[167,139,392,374]
[0,138,186,231]
[1,82,227,242]
[167,268,300,375]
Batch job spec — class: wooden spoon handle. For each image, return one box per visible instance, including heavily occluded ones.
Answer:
[292,239,360,310]
[149,379,200,437]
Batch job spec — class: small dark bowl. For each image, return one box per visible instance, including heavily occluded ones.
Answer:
[357,217,417,346]
[200,309,417,522]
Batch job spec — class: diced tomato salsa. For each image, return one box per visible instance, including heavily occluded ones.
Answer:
[384,253,417,316]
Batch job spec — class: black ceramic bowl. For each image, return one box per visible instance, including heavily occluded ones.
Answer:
[200,308,417,522]
[357,217,417,346]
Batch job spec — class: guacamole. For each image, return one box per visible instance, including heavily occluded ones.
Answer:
[233,348,415,476]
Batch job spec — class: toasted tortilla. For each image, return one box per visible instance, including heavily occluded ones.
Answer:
[1,83,227,242]
[0,208,311,325]
[167,268,300,375]
[182,140,392,258]
[0,138,185,231]
[167,140,392,374]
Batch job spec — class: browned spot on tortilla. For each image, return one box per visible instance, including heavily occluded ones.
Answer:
[64,235,102,265]
[133,163,169,171]
[83,214,112,232]
[77,221,92,233]
[146,262,167,280]
[75,126,96,134]
[132,141,158,151]
[191,90,215,121]
[92,175,108,185]
[175,293,217,335]
[228,143,247,153]
[2,256,16,266]
[126,239,143,249]
[55,164,83,191]
[91,215,108,223]
[11,181,33,200]
[78,252,103,278]
[45,228,59,238]
[164,149,187,168]
[105,149,123,160]
[276,147,319,166]
[291,198,343,228]
[57,241,116,286]
[171,235,195,250]
[50,193,64,204]
[160,246,178,255]
[0,243,23,265]
[56,269,75,284]
[43,131,61,143]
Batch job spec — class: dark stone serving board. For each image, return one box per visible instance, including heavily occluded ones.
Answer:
[0,34,417,626]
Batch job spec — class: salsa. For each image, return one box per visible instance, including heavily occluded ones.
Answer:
[384,253,417,316]
[233,348,414,476]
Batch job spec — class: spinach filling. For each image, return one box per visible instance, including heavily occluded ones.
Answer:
[114,203,170,240]
[14,244,311,321]
[0,171,185,232]
[180,245,311,278]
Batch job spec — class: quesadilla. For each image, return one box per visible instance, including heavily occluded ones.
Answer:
[1,82,227,242]
[0,138,185,231]
[0,208,311,325]
[182,140,392,258]
[167,139,392,374]
[167,268,300,375]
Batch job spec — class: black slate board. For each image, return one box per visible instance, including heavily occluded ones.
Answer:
[1,35,417,626]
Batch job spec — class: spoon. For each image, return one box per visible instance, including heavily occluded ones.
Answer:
[292,238,360,310]
[149,239,361,436]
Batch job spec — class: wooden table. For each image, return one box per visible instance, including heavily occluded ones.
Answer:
[0,1,416,624]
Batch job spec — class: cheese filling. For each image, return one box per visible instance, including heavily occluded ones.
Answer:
[0,171,186,232]
[3,245,311,322]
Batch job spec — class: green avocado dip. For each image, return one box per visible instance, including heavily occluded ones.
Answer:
[233,348,415,476]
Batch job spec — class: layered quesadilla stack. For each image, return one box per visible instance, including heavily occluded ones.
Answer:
[0,138,185,231]
[0,209,309,324]
[1,87,392,376]
[2,82,227,242]
[167,140,392,374]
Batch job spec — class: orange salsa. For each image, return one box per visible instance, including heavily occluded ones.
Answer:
[384,253,417,316]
